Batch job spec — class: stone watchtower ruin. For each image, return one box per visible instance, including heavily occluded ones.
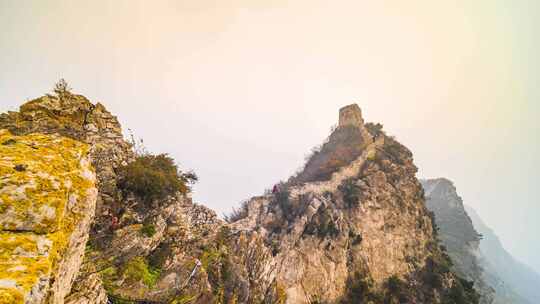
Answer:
[338,104,364,128]
[337,103,374,145]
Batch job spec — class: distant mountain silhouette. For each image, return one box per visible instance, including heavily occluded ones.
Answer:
[466,206,540,304]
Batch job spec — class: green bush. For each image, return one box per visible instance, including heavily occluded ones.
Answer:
[444,277,480,304]
[339,179,361,208]
[118,154,197,202]
[303,208,340,239]
[196,242,239,303]
[101,266,119,292]
[340,272,383,304]
[384,275,408,303]
[319,219,339,239]
[271,183,295,221]
[123,257,161,288]
[140,224,156,237]
[365,122,384,137]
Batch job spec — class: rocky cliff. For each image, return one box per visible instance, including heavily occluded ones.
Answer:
[422,178,540,304]
[0,92,255,304]
[1,90,482,304]
[421,178,494,304]
[466,206,540,304]
[0,130,97,303]
[227,107,480,304]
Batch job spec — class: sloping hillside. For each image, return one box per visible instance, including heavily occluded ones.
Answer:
[466,206,540,304]
[421,178,494,303]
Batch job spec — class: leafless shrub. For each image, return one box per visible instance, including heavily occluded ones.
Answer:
[225,200,250,223]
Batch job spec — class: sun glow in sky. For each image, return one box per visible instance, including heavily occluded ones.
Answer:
[1,0,539,272]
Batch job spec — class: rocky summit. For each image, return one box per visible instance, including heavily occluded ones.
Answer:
[0,90,483,304]
[228,106,478,303]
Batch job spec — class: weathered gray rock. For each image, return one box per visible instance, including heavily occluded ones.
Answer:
[0,93,134,238]
[64,273,107,304]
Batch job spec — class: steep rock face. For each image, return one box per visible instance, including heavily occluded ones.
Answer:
[64,273,107,304]
[421,178,494,304]
[0,130,97,303]
[0,94,133,303]
[94,195,225,303]
[230,105,479,304]
[0,93,134,239]
[466,206,540,304]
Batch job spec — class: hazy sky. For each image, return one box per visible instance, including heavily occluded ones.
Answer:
[1,0,538,273]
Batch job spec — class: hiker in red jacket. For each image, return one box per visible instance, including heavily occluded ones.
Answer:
[111,216,119,231]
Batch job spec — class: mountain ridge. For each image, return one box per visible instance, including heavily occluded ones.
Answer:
[465,205,540,304]
[421,177,540,304]
[1,92,481,304]
[421,178,494,304]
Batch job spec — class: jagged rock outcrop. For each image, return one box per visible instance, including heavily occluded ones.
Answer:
[0,130,97,303]
[421,178,495,304]
[64,273,107,304]
[0,94,133,303]
[92,195,225,303]
[0,93,133,236]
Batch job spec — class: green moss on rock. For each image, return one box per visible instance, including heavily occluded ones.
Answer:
[122,257,161,288]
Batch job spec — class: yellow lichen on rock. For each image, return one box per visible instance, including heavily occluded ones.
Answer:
[0,129,97,304]
[0,129,93,232]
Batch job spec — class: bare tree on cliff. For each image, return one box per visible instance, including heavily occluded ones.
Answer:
[53,78,72,99]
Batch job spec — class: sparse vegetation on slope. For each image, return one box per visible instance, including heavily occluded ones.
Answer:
[118,153,197,203]
[123,256,161,288]
[291,125,366,183]
[422,178,494,303]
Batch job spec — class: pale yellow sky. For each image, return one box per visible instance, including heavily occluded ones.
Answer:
[0,0,539,272]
